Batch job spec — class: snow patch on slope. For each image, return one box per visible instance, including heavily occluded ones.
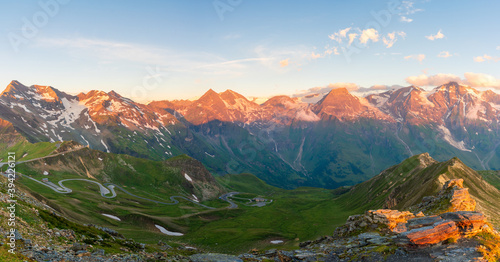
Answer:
[155,225,183,236]
[438,125,471,152]
[102,214,121,221]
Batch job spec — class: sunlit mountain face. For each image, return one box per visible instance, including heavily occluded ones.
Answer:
[2,80,500,188]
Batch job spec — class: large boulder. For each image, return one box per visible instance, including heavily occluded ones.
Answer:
[397,220,459,246]
[439,211,487,236]
[335,179,490,248]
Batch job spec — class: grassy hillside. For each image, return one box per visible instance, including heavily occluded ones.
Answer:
[338,153,500,226]
[478,170,500,190]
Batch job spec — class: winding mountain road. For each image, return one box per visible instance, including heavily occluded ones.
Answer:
[1,147,235,210]
[6,172,228,209]
[219,192,240,209]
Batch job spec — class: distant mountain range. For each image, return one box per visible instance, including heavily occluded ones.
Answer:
[1,80,500,188]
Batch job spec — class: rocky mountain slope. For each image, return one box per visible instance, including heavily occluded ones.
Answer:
[2,80,500,189]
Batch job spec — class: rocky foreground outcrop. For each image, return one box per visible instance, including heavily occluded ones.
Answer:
[301,178,498,261]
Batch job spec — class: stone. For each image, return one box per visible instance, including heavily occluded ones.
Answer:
[443,179,464,190]
[399,220,459,246]
[76,251,91,257]
[439,211,486,236]
[366,209,415,231]
[393,222,408,233]
[407,216,444,230]
[449,188,476,212]
[70,242,87,252]
[93,249,105,256]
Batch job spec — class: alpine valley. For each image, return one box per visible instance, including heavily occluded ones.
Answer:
[1,80,500,261]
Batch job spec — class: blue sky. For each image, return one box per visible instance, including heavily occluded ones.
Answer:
[1,0,499,102]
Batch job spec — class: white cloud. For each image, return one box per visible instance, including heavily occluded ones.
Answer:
[382,31,406,48]
[425,30,444,41]
[405,72,500,89]
[400,16,413,23]
[406,73,461,86]
[404,54,426,62]
[464,72,500,88]
[497,46,500,50]
[437,51,452,58]
[328,27,351,43]
[359,28,379,44]
[473,54,499,63]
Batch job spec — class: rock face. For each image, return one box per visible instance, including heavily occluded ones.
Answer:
[413,178,476,215]
[399,220,459,246]
[335,179,489,248]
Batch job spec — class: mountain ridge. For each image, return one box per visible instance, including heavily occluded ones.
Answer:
[1,80,500,189]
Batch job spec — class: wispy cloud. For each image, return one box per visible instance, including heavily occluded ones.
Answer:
[473,54,500,62]
[437,51,453,58]
[254,44,311,70]
[425,30,444,41]
[397,1,423,23]
[404,54,426,62]
[36,37,270,77]
[328,27,351,43]
[37,37,168,65]
[382,31,406,48]
[311,46,339,59]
